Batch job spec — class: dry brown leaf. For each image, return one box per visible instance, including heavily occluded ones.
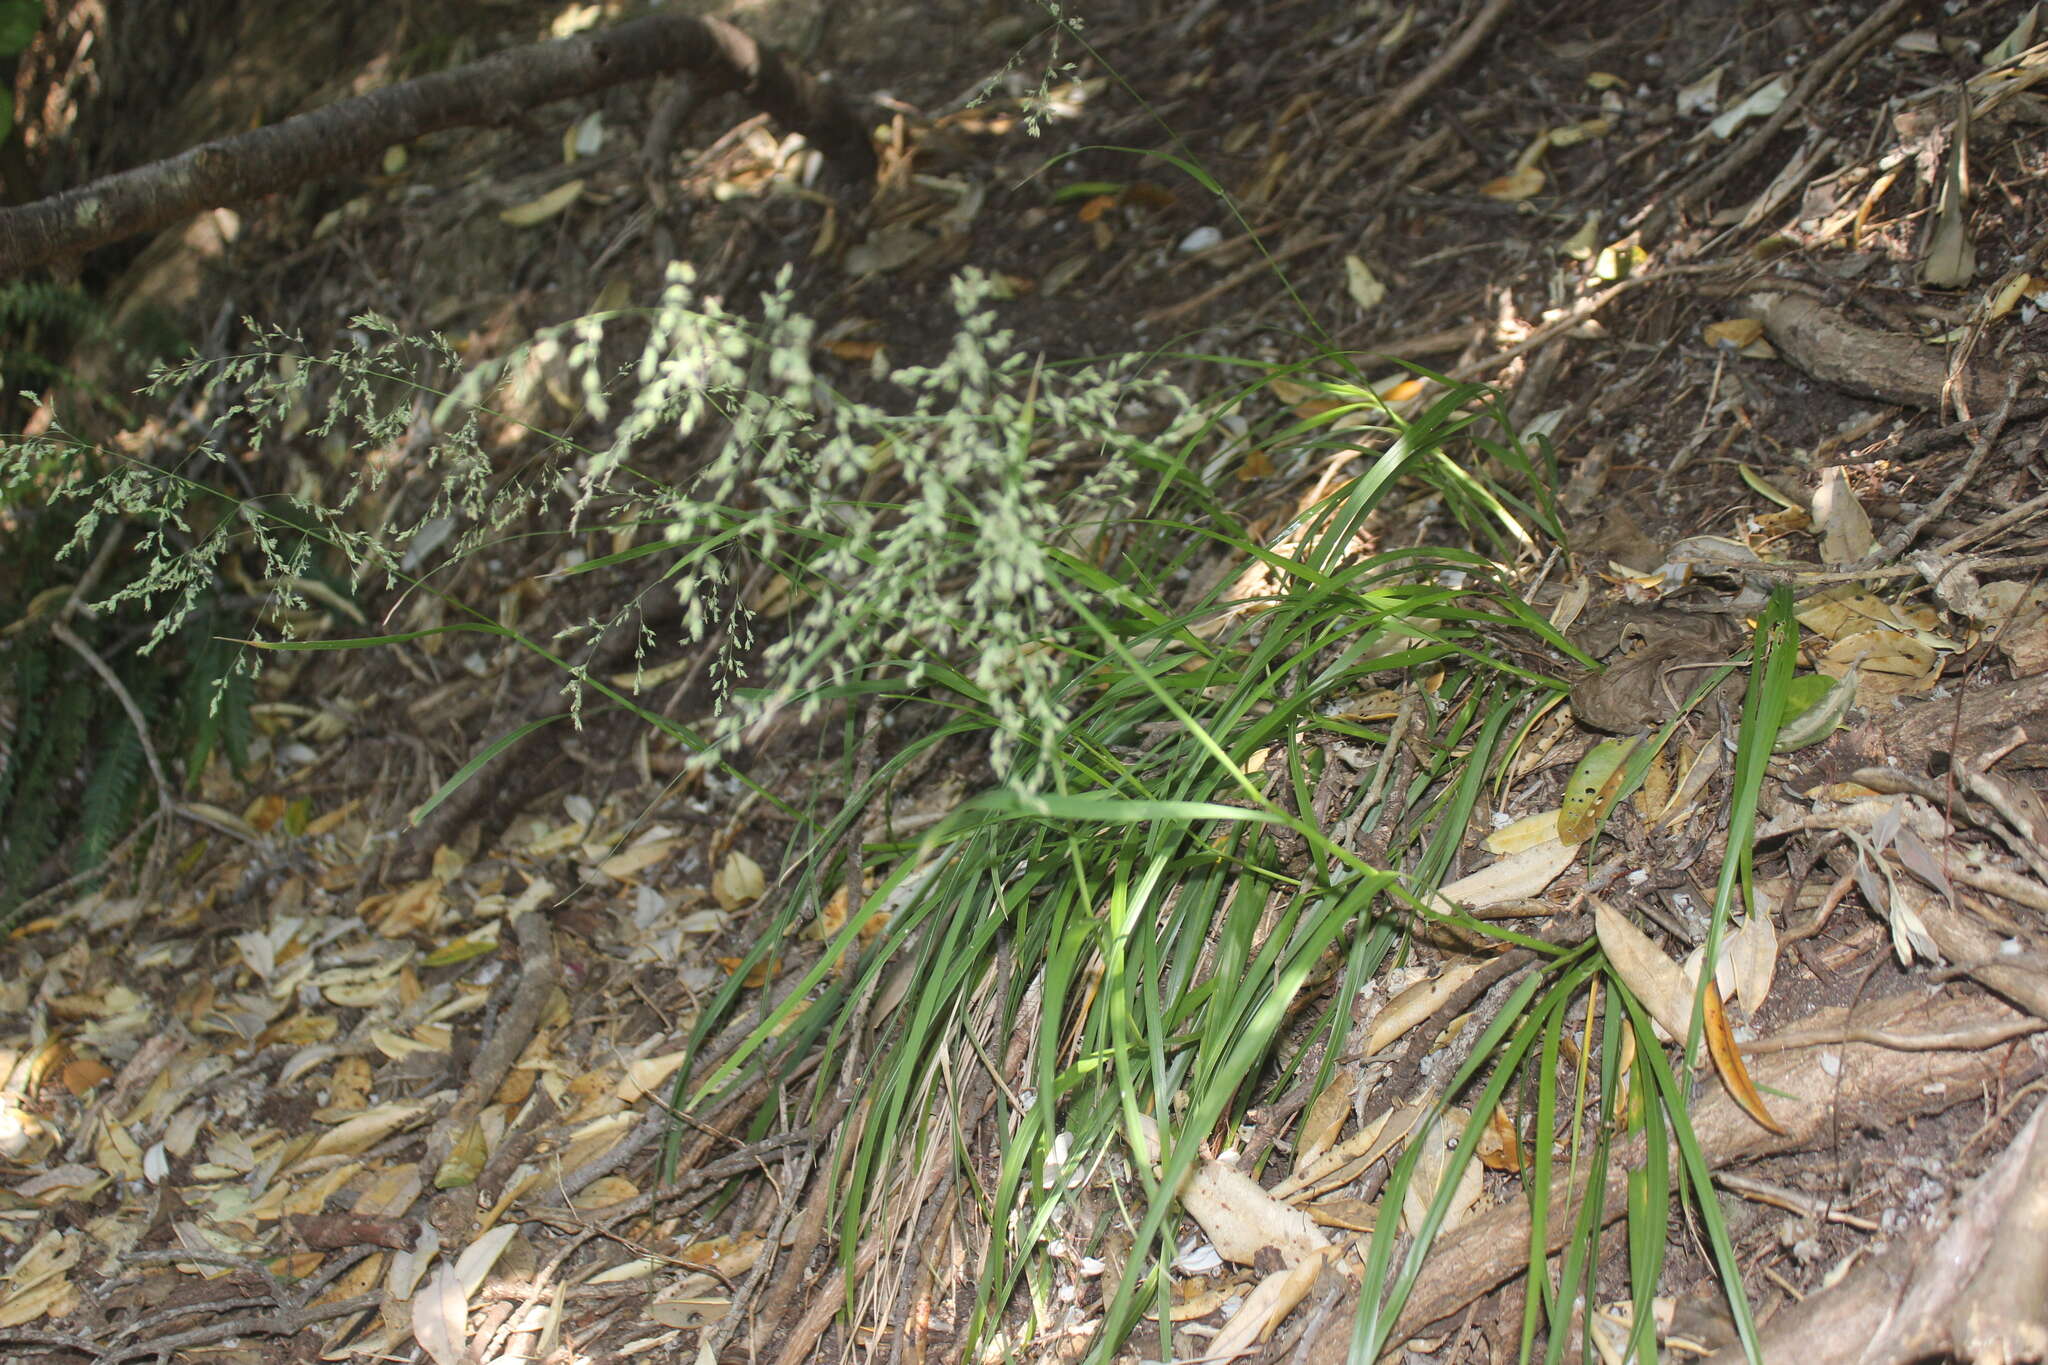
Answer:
[434,1118,489,1189]
[1919,104,1975,288]
[598,835,683,881]
[1813,466,1875,566]
[1481,164,1546,201]
[1477,1102,1523,1172]
[1485,809,1567,855]
[1702,317,1764,350]
[0,1270,77,1327]
[1633,748,1672,825]
[1400,1110,1485,1236]
[1344,254,1386,310]
[1724,912,1779,1012]
[412,1261,468,1365]
[298,1100,434,1166]
[1132,1116,1329,1266]
[1293,1067,1358,1173]
[1306,1195,1377,1231]
[1208,1247,1336,1358]
[1363,962,1486,1057]
[1428,840,1578,919]
[1593,896,1693,1042]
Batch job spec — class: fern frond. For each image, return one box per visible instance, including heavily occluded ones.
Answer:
[75,707,149,876]
[0,670,90,905]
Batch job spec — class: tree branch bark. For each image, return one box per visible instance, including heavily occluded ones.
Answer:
[1301,987,2047,1363]
[0,12,874,276]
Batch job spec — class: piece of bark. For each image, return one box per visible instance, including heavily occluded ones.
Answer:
[1748,292,2015,412]
[1297,988,2046,1363]
[0,12,874,275]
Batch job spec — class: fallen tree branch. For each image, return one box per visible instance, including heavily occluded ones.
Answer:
[1297,987,2048,1363]
[1701,1098,2048,1365]
[0,12,874,275]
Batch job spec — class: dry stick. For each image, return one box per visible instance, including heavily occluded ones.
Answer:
[530,1131,811,1232]
[1657,547,2048,587]
[1951,861,2048,915]
[92,1293,382,1365]
[1,809,163,925]
[419,912,558,1177]
[483,1138,809,1362]
[1141,231,1342,325]
[1741,1016,2046,1056]
[1958,765,2048,887]
[0,1328,100,1357]
[1699,1100,2048,1365]
[720,1092,859,1356]
[771,1235,886,1365]
[1715,1171,1881,1230]
[1859,381,2022,569]
[1662,0,1915,226]
[1300,0,1517,216]
[1881,396,2048,464]
[1928,482,2048,558]
[114,1250,291,1307]
[882,1171,957,1365]
[1443,262,1729,384]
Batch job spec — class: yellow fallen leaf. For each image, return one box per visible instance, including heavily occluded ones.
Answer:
[1481,164,1546,201]
[499,178,585,227]
[1702,979,1785,1134]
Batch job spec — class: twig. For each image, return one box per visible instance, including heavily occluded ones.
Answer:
[1877,397,2048,464]
[1741,1016,2046,1055]
[102,1299,277,1351]
[0,808,163,927]
[1666,0,1914,223]
[527,1130,812,1231]
[419,911,558,1176]
[1926,483,2048,559]
[1949,861,2048,916]
[715,1142,824,1356]
[113,1249,291,1306]
[1300,0,1517,215]
[0,1328,101,1358]
[93,1293,381,1365]
[1957,763,2048,887]
[0,12,874,271]
[770,1234,884,1365]
[1714,1171,1881,1230]
[1444,261,1728,383]
[1141,231,1341,326]
[1858,381,2021,568]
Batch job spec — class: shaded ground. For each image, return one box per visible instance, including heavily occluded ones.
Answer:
[3,0,2047,1361]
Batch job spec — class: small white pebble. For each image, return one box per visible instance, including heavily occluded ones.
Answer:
[1179,226,1223,253]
